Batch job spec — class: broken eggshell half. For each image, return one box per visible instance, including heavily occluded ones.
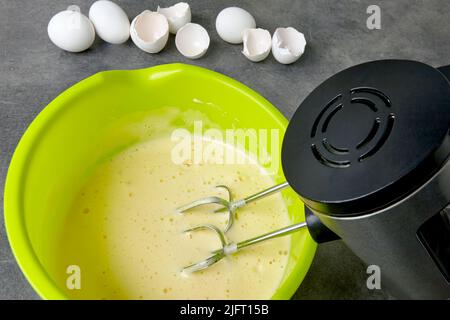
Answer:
[242,28,271,62]
[175,23,210,59]
[272,27,306,64]
[130,10,169,53]
[157,2,191,34]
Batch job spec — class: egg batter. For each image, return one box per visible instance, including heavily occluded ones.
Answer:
[55,136,291,299]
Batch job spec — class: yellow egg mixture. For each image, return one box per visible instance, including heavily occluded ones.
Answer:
[55,136,291,299]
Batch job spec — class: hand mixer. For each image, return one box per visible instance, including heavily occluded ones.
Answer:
[177,60,450,299]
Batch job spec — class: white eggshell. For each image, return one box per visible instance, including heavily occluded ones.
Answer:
[157,2,191,34]
[242,28,271,62]
[47,8,95,52]
[272,27,306,64]
[175,23,210,59]
[89,0,130,44]
[216,7,256,44]
[130,11,169,53]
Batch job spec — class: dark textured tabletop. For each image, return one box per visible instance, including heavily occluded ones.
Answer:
[1,0,449,300]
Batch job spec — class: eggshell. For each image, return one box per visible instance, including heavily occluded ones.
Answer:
[242,28,271,62]
[130,11,169,53]
[272,27,306,64]
[175,23,210,59]
[216,7,256,44]
[47,8,95,52]
[89,0,130,44]
[157,2,191,34]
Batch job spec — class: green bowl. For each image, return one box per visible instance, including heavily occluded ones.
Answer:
[4,63,316,300]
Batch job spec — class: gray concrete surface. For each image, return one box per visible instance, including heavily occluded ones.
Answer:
[1,0,449,300]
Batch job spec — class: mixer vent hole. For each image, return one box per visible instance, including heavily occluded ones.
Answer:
[351,98,378,112]
[311,94,342,138]
[322,138,349,155]
[350,87,392,107]
[322,104,343,133]
[357,118,381,149]
[311,144,351,168]
[358,114,395,162]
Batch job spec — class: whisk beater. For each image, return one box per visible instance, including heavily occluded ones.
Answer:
[182,221,307,273]
[177,182,290,232]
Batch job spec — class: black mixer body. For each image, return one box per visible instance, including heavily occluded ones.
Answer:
[282,60,450,299]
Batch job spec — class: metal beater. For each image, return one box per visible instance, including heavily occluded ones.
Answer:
[177,181,308,273]
[177,182,290,232]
